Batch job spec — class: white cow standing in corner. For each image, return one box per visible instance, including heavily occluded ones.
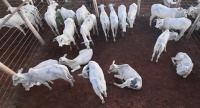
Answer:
[99,4,110,41]
[118,4,128,37]
[78,61,107,104]
[76,5,90,28]
[108,4,119,42]
[171,52,193,78]
[127,3,137,33]
[108,60,142,90]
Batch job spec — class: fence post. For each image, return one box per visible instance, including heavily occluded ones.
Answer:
[186,14,200,39]
[93,0,99,17]
[137,0,141,16]
[1,0,45,45]
[0,62,16,76]
[176,0,181,8]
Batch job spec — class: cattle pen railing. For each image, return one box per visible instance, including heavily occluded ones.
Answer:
[0,0,200,107]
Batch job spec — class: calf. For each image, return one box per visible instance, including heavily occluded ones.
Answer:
[44,1,60,35]
[118,4,128,37]
[150,4,187,27]
[80,14,99,48]
[108,60,142,90]
[127,3,137,33]
[12,64,75,91]
[155,17,191,41]
[171,52,193,78]
[151,29,171,62]
[108,4,119,42]
[78,61,107,104]
[99,4,110,41]
[59,48,93,72]
[53,18,80,50]
[76,5,90,27]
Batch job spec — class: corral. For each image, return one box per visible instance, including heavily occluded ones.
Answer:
[0,0,200,108]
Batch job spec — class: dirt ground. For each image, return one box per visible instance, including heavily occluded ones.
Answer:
[1,0,200,108]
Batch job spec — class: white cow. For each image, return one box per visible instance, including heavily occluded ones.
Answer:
[53,18,80,50]
[195,21,200,31]
[187,5,200,19]
[22,59,58,91]
[108,4,119,42]
[99,4,110,41]
[78,61,107,104]
[12,64,75,91]
[44,1,60,35]
[59,48,93,72]
[150,4,187,27]
[171,52,193,78]
[127,3,137,33]
[168,30,179,40]
[108,60,142,90]
[57,7,76,21]
[155,17,191,41]
[76,5,90,27]
[118,4,128,37]
[151,29,171,62]
[80,14,99,49]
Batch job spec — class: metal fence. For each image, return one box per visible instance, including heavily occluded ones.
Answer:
[0,0,200,107]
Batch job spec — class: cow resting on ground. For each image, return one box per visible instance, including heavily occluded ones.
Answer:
[99,4,110,41]
[53,18,80,50]
[155,17,191,41]
[150,4,187,27]
[80,14,99,49]
[118,4,128,37]
[12,64,75,91]
[108,3,119,42]
[22,59,58,91]
[171,52,193,78]
[78,61,107,104]
[76,5,90,27]
[127,3,137,33]
[59,48,93,72]
[108,60,142,90]
[44,1,60,35]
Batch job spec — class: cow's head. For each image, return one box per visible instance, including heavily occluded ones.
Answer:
[108,3,115,10]
[78,65,89,78]
[187,6,197,18]
[120,22,128,32]
[176,63,191,78]
[155,18,164,29]
[169,31,179,41]
[12,68,27,86]
[53,35,71,47]
[108,60,118,73]
[59,54,69,64]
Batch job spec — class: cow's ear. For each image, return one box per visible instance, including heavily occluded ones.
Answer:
[18,68,23,74]
[112,60,115,64]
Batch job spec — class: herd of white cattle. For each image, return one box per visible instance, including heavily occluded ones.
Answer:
[0,0,199,104]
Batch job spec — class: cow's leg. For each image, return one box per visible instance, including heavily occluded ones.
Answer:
[102,24,108,41]
[71,65,81,73]
[107,24,110,37]
[149,15,155,27]
[93,86,105,104]
[114,75,123,80]
[103,91,107,98]
[95,23,99,36]
[151,50,156,61]
[115,25,118,38]
[16,26,26,36]
[156,51,162,63]
[75,26,81,38]
[113,82,126,88]
[87,33,94,45]
[47,80,53,84]
[40,81,52,90]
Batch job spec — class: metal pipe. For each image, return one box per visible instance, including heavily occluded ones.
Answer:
[2,0,11,7]
[0,62,16,76]
[93,0,99,17]
[137,0,141,16]
[186,14,200,39]
[176,0,182,8]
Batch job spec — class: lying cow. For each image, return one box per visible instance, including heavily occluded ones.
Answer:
[108,60,142,90]
[171,52,193,78]
[22,59,58,91]
[150,4,187,27]
[155,17,191,41]
[59,48,93,72]
[12,64,75,91]
[78,61,107,104]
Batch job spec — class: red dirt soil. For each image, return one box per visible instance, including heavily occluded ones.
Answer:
[1,0,200,108]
